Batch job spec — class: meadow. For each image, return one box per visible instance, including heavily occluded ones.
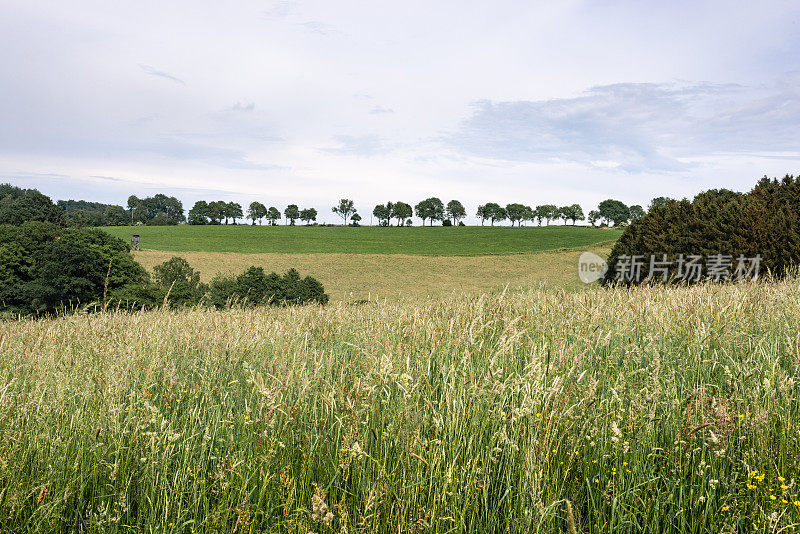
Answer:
[100,225,622,255]
[105,225,620,302]
[132,245,612,302]
[1,279,799,532]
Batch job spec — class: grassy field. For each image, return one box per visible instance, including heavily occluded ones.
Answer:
[108,225,620,302]
[133,245,612,302]
[2,279,798,531]
[101,225,622,255]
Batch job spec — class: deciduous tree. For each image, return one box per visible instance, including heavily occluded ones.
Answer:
[300,207,318,225]
[284,204,300,225]
[505,203,528,226]
[188,201,209,225]
[484,203,506,226]
[266,206,281,226]
[629,205,646,221]
[227,202,243,224]
[392,202,412,226]
[476,205,489,226]
[598,199,630,227]
[446,200,466,225]
[332,199,356,225]
[247,202,267,225]
[536,204,558,225]
[373,204,391,226]
[414,197,445,226]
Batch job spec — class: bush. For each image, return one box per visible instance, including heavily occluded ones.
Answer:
[209,267,328,308]
[107,283,167,310]
[153,256,201,288]
[605,175,800,284]
[442,219,452,226]
[111,256,208,309]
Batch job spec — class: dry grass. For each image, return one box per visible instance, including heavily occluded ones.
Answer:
[133,246,611,302]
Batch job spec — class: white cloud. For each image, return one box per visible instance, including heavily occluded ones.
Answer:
[139,64,185,85]
[448,78,800,172]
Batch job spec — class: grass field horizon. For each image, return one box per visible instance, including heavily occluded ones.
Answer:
[101,224,622,256]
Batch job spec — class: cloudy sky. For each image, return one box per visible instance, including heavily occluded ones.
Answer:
[1,1,799,222]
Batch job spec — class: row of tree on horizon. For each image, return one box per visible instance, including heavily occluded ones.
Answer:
[0,183,657,228]
[185,197,649,227]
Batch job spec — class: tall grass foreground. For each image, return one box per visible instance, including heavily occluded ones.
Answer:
[1,281,799,532]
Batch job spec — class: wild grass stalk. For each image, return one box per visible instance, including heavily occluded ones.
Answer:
[0,279,798,531]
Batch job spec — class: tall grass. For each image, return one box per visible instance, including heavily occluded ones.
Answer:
[1,280,799,532]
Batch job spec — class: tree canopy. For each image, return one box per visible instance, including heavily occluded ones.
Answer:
[300,207,318,225]
[391,202,412,226]
[598,199,630,227]
[0,184,63,226]
[0,222,147,316]
[446,200,466,225]
[414,198,445,226]
[605,176,800,284]
[284,204,300,225]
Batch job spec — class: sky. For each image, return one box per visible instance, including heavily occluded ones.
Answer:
[1,0,799,223]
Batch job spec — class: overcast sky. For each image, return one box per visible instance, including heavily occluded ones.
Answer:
[1,1,799,223]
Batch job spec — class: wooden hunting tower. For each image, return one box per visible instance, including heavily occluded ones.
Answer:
[131,234,140,251]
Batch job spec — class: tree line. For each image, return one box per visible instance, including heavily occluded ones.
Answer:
[2,182,649,228]
[126,194,184,225]
[0,221,328,317]
[369,198,645,227]
[187,201,324,226]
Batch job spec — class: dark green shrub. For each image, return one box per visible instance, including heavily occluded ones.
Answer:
[108,283,167,310]
[208,274,239,308]
[209,267,328,308]
[111,256,208,309]
[153,256,201,288]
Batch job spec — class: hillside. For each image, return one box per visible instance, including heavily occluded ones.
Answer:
[101,225,622,255]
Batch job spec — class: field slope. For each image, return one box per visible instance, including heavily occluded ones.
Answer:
[101,224,622,255]
[133,245,613,301]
